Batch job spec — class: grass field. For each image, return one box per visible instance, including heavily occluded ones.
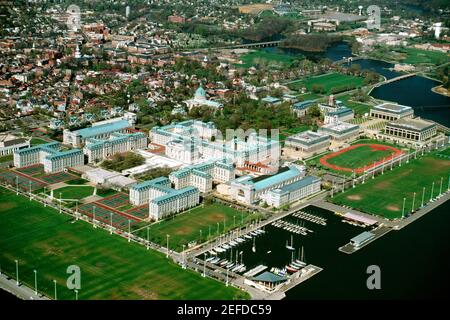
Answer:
[53,186,95,200]
[0,188,246,300]
[136,203,261,252]
[338,94,372,116]
[65,178,89,185]
[0,154,13,163]
[30,138,49,145]
[288,73,365,94]
[332,152,450,219]
[398,48,449,65]
[238,50,299,68]
[326,145,396,170]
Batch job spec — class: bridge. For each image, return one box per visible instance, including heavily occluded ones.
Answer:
[373,73,417,87]
[229,40,281,49]
[334,56,364,64]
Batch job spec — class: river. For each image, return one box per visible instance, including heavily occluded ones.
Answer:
[266,42,450,126]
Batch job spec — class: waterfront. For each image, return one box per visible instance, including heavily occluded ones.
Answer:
[286,201,450,299]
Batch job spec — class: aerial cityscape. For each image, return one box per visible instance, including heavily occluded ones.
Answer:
[0,0,449,305]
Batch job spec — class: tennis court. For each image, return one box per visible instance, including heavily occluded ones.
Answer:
[78,203,140,229]
[40,171,78,184]
[0,171,47,191]
[16,164,45,176]
[126,205,149,220]
[97,193,130,208]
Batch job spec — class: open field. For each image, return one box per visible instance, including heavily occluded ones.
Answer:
[323,144,402,173]
[0,188,245,300]
[0,154,13,163]
[30,138,49,146]
[288,73,365,94]
[53,186,95,200]
[338,94,372,115]
[398,48,449,65]
[135,203,261,252]
[237,50,299,68]
[331,152,450,219]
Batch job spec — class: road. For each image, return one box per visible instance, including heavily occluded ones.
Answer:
[0,273,49,300]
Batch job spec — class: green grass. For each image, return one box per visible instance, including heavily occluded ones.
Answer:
[237,50,300,68]
[0,154,13,163]
[0,188,246,300]
[398,47,449,66]
[326,145,395,169]
[338,94,371,116]
[53,186,95,200]
[136,203,262,252]
[65,178,89,185]
[297,92,322,101]
[30,138,49,145]
[96,188,118,197]
[331,152,450,219]
[288,73,365,94]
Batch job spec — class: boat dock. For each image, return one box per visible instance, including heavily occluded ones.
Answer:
[339,225,391,254]
[244,265,267,277]
[278,265,323,295]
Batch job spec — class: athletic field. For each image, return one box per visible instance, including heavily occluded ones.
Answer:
[53,186,95,200]
[321,144,403,174]
[135,203,261,252]
[332,152,450,219]
[0,188,246,300]
[288,73,364,94]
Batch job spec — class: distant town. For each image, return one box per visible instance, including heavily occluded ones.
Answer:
[0,0,449,302]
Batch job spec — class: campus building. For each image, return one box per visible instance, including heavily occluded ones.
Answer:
[265,176,321,208]
[150,120,280,167]
[229,164,319,205]
[370,103,414,121]
[169,159,235,193]
[324,107,354,124]
[292,100,315,117]
[0,133,30,157]
[63,117,133,147]
[84,132,148,163]
[129,177,200,220]
[183,86,223,110]
[383,118,437,142]
[285,131,330,154]
[318,121,360,142]
[13,142,83,173]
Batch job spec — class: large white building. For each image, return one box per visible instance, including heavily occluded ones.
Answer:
[84,132,148,163]
[151,120,280,167]
[129,177,200,221]
[229,164,319,205]
[285,131,330,154]
[183,86,223,110]
[266,176,321,208]
[318,121,360,142]
[383,118,437,143]
[13,142,83,173]
[63,117,133,147]
[370,103,414,121]
[0,133,30,157]
[169,159,235,193]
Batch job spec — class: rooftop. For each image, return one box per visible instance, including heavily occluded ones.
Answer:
[252,166,303,191]
[319,121,359,133]
[71,119,131,139]
[373,103,413,114]
[387,118,436,131]
[270,175,320,195]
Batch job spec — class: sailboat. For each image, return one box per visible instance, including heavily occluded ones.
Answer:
[286,235,294,250]
[252,236,256,253]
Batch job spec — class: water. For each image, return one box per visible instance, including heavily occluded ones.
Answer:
[285,202,450,299]
[262,41,450,126]
[371,76,450,127]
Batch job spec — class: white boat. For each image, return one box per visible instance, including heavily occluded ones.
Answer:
[214,247,225,253]
[286,235,295,251]
[235,237,244,243]
[244,234,253,239]
[226,262,235,269]
[219,260,229,266]
[222,244,230,250]
[229,241,238,246]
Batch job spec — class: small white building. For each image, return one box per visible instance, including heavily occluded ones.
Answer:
[285,131,330,154]
[0,133,30,157]
[318,122,360,142]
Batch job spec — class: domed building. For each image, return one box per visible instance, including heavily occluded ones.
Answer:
[183,85,223,110]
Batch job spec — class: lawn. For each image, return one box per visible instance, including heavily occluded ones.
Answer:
[326,145,396,170]
[136,203,261,252]
[65,178,89,185]
[338,94,372,116]
[237,49,300,68]
[30,137,49,145]
[398,48,449,66]
[53,186,95,200]
[0,154,13,163]
[0,188,246,300]
[288,73,365,94]
[331,152,450,219]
